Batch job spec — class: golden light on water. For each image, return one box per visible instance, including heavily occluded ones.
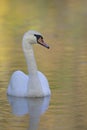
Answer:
[0,0,87,130]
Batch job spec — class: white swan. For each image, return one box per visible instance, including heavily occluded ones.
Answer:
[7,30,51,97]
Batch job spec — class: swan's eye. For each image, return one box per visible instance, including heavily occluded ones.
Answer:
[34,34,49,49]
[34,34,43,42]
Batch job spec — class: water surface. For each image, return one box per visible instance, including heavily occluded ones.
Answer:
[0,0,87,130]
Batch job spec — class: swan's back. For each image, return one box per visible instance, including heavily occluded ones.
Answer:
[7,71,51,97]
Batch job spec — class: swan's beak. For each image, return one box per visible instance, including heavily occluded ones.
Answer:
[38,38,50,49]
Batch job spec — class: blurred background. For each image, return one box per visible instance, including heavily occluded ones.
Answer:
[0,0,87,130]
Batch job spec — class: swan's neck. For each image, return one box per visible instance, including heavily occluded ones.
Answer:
[22,41,38,75]
[22,39,45,97]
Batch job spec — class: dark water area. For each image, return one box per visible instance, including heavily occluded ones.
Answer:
[0,0,87,130]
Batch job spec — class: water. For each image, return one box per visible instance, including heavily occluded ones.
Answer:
[0,0,87,130]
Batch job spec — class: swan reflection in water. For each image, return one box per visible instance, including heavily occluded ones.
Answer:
[7,96,50,130]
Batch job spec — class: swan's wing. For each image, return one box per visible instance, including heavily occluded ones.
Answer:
[38,71,51,95]
[7,71,28,97]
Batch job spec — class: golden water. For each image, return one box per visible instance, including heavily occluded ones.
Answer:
[0,0,87,130]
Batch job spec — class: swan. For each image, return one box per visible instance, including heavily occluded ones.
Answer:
[7,30,51,97]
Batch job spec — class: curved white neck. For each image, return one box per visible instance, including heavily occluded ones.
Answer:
[22,41,38,75]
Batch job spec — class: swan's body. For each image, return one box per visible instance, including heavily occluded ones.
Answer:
[7,30,51,97]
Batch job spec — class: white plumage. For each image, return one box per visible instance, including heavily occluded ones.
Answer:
[7,30,51,97]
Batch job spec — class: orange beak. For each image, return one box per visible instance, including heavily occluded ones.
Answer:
[38,37,50,49]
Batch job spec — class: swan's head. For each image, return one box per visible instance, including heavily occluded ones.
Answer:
[23,30,50,49]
